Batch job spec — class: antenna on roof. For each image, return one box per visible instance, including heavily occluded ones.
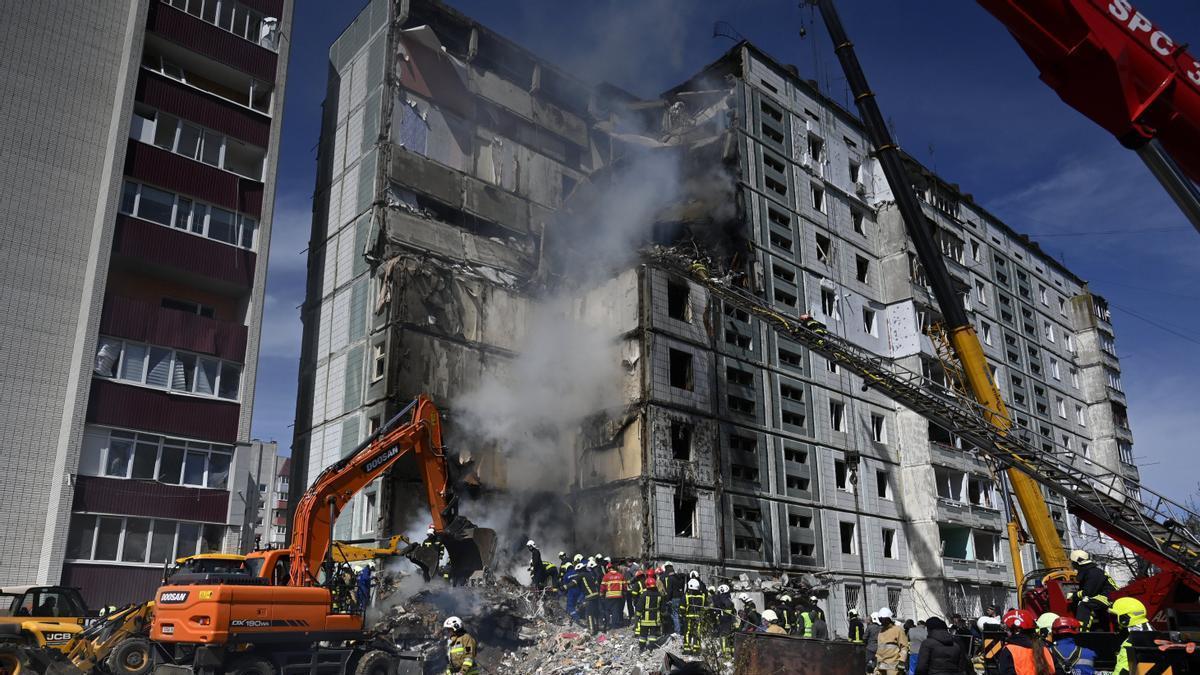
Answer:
[713,21,746,44]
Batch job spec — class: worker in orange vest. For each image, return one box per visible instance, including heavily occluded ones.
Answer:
[601,563,628,630]
[997,609,1062,675]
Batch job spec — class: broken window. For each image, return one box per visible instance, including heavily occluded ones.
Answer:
[780,384,805,402]
[785,474,809,490]
[674,493,696,538]
[162,297,215,318]
[371,343,386,381]
[670,420,692,460]
[829,400,846,432]
[724,330,751,350]
[774,288,798,308]
[852,209,865,235]
[728,395,755,416]
[761,123,784,145]
[772,264,796,284]
[735,535,763,553]
[667,280,690,322]
[975,280,987,305]
[807,135,825,166]
[973,532,999,562]
[789,513,813,528]
[939,524,970,559]
[935,467,965,501]
[1118,440,1134,465]
[1076,405,1087,427]
[770,231,794,252]
[781,410,806,428]
[929,422,956,447]
[834,459,852,492]
[762,152,786,174]
[820,288,838,319]
[876,470,891,499]
[759,99,783,122]
[871,414,886,443]
[839,521,858,555]
[970,239,981,262]
[811,185,825,213]
[849,160,861,185]
[826,357,839,374]
[815,233,833,264]
[980,321,993,345]
[778,347,804,369]
[733,504,762,522]
[855,255,870,284]
[731,462,760,482]
[726,366,753,387]
[882,528,897,558]
[862,308,876,336]
[937,230,965,264]
[768,207,791,228]
[784,446,808,464]
[765,175,788,198]
[668,349,693,391]
[968,476,994,508]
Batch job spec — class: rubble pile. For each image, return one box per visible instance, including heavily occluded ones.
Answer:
[369,573,729,674]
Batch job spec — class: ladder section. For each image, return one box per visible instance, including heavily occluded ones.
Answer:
[662,255,1200,579]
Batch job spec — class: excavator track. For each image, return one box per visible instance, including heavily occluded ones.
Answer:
[661,253,1200,580]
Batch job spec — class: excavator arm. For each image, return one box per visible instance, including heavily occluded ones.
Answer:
[288,395,494,586]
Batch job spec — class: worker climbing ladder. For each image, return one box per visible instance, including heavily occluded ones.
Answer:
[654,252,1200,581]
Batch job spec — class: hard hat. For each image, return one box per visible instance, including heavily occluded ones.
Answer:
[573,554,583,562]
[558,551,567,559]
[687,578,701,591]
[848,609,859,617]
[717,584,730,594]
[663,561,675,569]
[738,593,751,603]
[869,611,880,622]
[526,540,537,548]
[877,607,894,620]
[1003,608,1037,630]
[1035,612,1060,633]
[1069,549,1092,565]
[443,616,463,631]
[810,596,819,603]
[604,556,612,563]
[689,570,700,578]
[427,525,435,535]
[779,594,792,603]
[1051,616,1081,636]
[761,609,779,623]
[1110,597,1149,628]
[594,552,603,560]
[586,559,597,569]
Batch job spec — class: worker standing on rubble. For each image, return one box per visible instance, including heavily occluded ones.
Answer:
[1069,550,1117,631]
[420,525,445,582]
[661,562,685,635]
[738,594,762,632]
[637,574,663,651]
[355,564,373,611]
[570,559,602,634]
[526,540,554,590]
[996,609,1058,675]
[442,616,479,675]
[682,578,707,655]
[811,596,829,639]
[849,609,866,644]
[1110,597,1153,675]
[774,594,797,634]
[712,584,736,657]
[1050,617,1095,675]
[601,562,627,630]
[874,608,909,675]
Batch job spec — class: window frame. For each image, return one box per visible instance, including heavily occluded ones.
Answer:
[120,180,257,251]
[65,512,225,565]
[93,335,242,402]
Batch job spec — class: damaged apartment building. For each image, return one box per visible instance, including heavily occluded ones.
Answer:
[293,0,1141,633]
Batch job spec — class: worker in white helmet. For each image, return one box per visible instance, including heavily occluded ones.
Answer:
[737,593,762,633]
[874,608,909,675]
[761,609,787,635]
[711,584,736,656]
[681,578,707,655]
[442,616,479,674]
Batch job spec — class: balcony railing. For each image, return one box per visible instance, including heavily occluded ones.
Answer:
[100,295,247,361]
[150,3,278,83]
[113,214,257,290]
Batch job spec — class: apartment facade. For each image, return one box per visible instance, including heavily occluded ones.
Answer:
[0,0,291,606]
[294,1,1138,633]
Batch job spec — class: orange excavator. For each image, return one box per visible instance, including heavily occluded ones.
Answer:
[148,395,495,675]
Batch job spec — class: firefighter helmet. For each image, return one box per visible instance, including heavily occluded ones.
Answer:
[1003,608,1037,630]
[717,584,731,594]
[687,578,701,591]
[1052,616,1081,636]
[1110,597,1149,628]
[1069,549,1092,565]
[779,594,792,603]
[1036,612,1060,634]
[586,559,597,569]
[443,616,463,631]
[877,607,894,620]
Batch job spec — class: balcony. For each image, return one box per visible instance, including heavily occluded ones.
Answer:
[100,295,247,361]
[87,377,240,444]
[113,214,257,291]
[137,70,270,147]
[942,557,1010,584]
[72,475,229,522]
[149,3,278,82]
[125,141,262,217]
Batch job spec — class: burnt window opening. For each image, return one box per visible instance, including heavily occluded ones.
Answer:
[763,152,786,174]
[731,462,760,482]
[724,330,751,350]
[791,542,816,558]
[670,420,693,461]
[834,459,851,491]
[760,99,783,122]
[729,434,756,452]
[774,288,798,308]
[765,176,788,198]
[768,208,791,228]
[761,124,784,145]
[839,521,858,554]
[882,528,897,558]
[789,513,813,528]
[668,348,693,391]
[726,366,753,387]
[815,233,832,264]
[772,264,796,283]
[781,410,806,428]
[667,280,690,322]
[674,492,697,538]
[728,395,755,416]
[733,504,763,522]
[852,209,865,235]
[735,535,763,552]
[770,231,794,252]
[780,384,805,402]
[876,470,891,499]
[785,474,810,491]
[724,304,750,322]
[855,256,871,284]
[779,347,804,369]
[784,446,808,464]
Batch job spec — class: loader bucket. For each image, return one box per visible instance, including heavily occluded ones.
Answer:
[444,527,497,583]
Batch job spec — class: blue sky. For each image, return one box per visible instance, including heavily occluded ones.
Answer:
[253,1,1200,505]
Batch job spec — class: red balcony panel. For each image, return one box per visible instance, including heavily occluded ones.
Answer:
[137,71,270,147]
[87,379,239,444]
[71,475,229,523]
[62,563,169,608]
[125,141,262,217]
[239,0,285,18]
[149,3,278,82]
[113,215,256,289]
[100,295,248,361]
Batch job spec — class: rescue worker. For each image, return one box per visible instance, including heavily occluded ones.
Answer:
[442,616,479,675]
[420,525,445,582]
[774,594,797,634]
[687,569,707,592]
[627,568,646,620]
[996,608,1059,675]
[1050,617,1095,675]
[1110,597,1153,675]
[875,608,910,675]
[811,596,829,639]
[601,562,627,630]
[527,540,556,590]
[563,562,584,622]
[797,597,817,638]
[711,584,737,656]
[738,593,762,632]
[1069,550,1117,631]
[355,564,373,611]
[682,578,708,655]
[637,575,663,651]
[570,558,602,634]
[866,612,882,672]
[762,609,788,635]
[1035,613,1060,642]
[849,609,866,644]
[661,562,685,635]
[914,616,969,675]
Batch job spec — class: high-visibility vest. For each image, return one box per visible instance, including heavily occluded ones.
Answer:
[683,592,706,619]
[1004,642,1056,675]
[577,574,599,599]
[638,593,661,626]
[447,633,479,674]
[800,611,815,637]
[850,620,864,643]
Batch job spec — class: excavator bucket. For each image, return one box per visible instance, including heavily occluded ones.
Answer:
[444,526,496,582]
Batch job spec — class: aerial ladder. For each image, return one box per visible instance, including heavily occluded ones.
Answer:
[148,395,495,675]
